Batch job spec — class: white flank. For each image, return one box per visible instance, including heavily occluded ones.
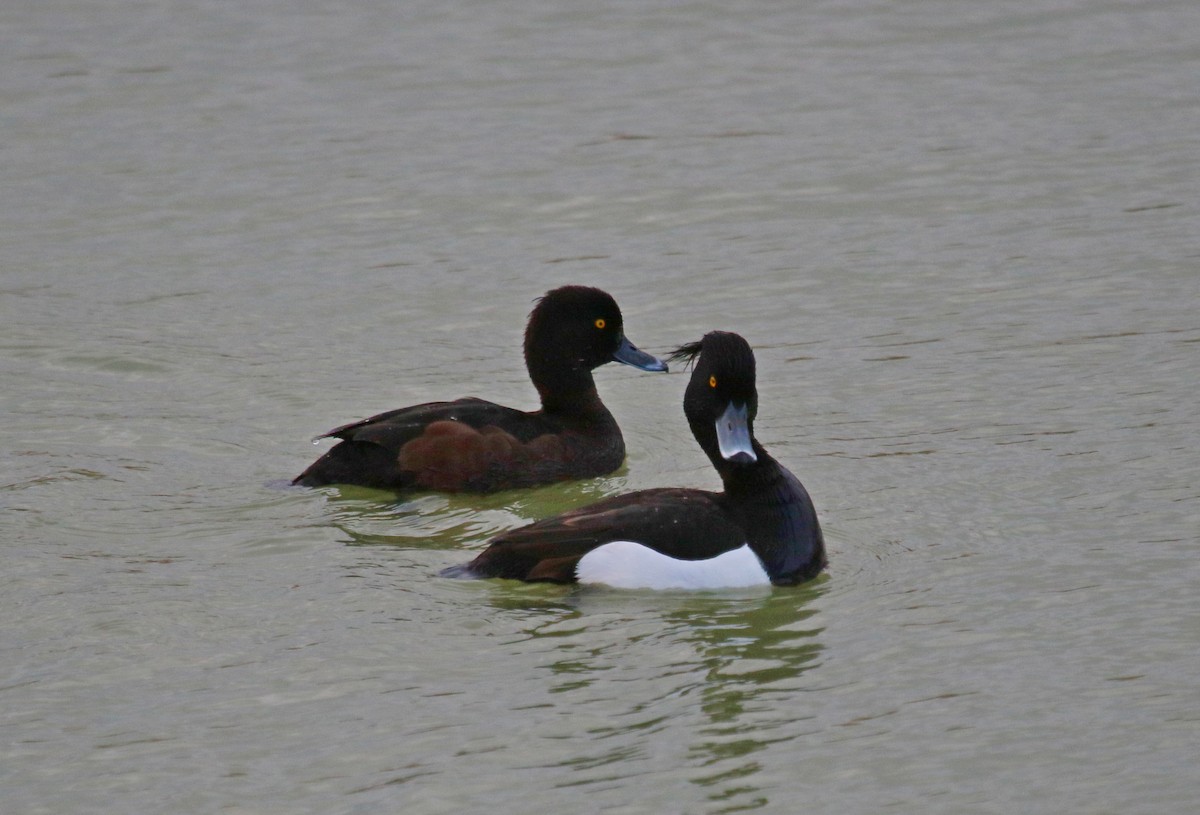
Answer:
[575,541,769,590]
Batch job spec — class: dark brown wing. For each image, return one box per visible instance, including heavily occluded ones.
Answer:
[293,398,602,490]
[393,420,573,492]
[445,487,746,582]
[323,398,543,445]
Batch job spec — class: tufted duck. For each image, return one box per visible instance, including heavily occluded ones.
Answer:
[441,331,825,588]
[293,286,667,491]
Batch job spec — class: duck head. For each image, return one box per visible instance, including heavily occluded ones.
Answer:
[525,286,667,407]
[671,331,759,471]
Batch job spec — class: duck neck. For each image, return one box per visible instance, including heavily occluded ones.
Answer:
[719,444,826,585]
[715,441,778,494]
[528,356,611,421]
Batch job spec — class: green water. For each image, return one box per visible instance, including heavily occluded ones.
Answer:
[3,1,1198,812]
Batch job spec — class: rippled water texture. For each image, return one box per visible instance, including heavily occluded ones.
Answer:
[3,1,1198,812]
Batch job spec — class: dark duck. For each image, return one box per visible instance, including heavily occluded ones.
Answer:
[442,331,825,588]
[293,286,667,492]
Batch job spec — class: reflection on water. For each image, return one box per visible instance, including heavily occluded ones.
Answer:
[674,592,824,807]
[309,474,630,550]
[494,586,826,810]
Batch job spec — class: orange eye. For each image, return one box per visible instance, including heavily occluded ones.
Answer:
[709,376,718,388]
[594,318,606,329]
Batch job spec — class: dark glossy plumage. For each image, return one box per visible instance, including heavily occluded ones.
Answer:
[442,331,826,587]
[293,286,667,492]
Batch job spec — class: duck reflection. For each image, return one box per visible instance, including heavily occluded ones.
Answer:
[471,584,825,809]
[672,590,824,805]
[321,476,626,552]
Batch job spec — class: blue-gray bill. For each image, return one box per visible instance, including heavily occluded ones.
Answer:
[612,335,668,372]
[716,402,756,464]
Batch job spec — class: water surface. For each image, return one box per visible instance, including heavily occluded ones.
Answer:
[3,1,1198,812]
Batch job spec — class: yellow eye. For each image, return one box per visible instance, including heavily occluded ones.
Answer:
[594,318,606,329]
[709,375,718,388]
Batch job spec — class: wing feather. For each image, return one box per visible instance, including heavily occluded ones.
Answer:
[295,399,578,490]
[455,488,746,582]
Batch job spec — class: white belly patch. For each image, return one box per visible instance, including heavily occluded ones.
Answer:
[575,541,769,589]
